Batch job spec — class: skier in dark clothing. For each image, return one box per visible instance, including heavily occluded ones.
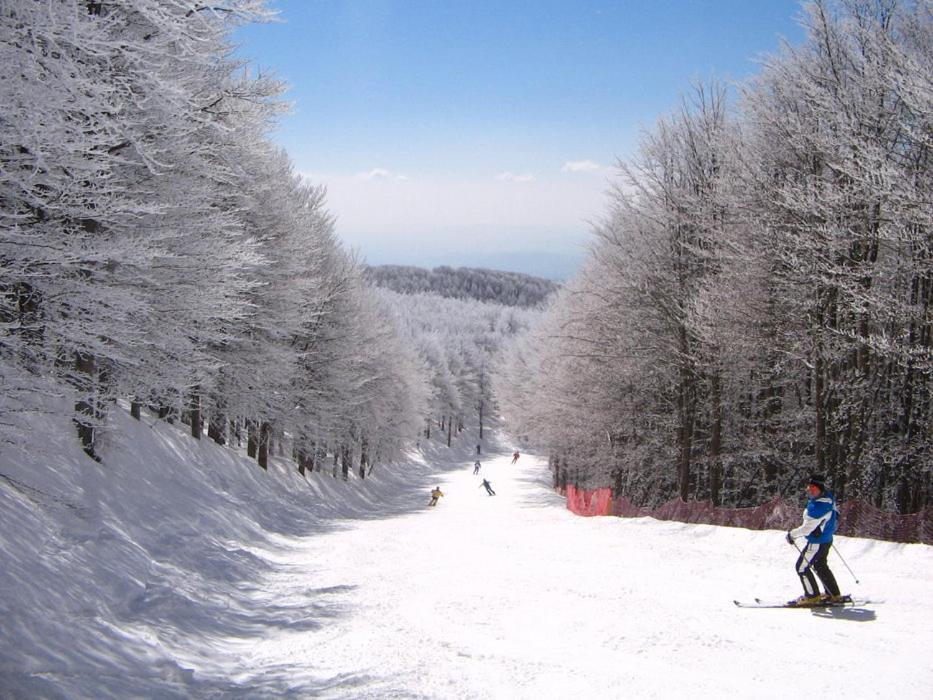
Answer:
[473,460,481,475]
[786,476,842,606]
[480,479,495,496]
[511,451,520,464]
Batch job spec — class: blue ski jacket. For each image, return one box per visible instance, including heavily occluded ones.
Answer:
[790,490,838,544]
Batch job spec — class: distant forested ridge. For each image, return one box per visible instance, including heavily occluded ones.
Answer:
[365,265,558,308]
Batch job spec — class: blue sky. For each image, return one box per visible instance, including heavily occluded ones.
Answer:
[235,0,805,278]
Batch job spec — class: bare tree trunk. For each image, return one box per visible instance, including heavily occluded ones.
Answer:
[189,390,202,440]
[677,328,695,502]
[208,409,226,445]
[814,350,826,475]
[73,351,99,461]
[296,448,307,476]
[257,421,271,469]
[157,402,174,423]
[341,444,350,480]
[247,419,257,459]
[709,371,723,506]
[360,438,369,479]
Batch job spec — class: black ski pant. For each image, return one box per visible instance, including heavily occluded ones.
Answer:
[796,541,840,597]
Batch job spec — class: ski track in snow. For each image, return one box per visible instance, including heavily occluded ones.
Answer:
[1,408,931,698]
[182,458,932,699]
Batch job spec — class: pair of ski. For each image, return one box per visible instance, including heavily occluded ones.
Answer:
[734,595,880,609]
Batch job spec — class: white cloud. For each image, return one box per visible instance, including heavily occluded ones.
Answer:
[494,171,536,183]
[561,159,602,173]
[355,167,408,181]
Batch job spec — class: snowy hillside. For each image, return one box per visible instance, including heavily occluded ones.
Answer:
[366,265,558,308]
[1,404,931,698]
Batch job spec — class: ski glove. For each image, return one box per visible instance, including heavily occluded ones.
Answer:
[786,531,794,545]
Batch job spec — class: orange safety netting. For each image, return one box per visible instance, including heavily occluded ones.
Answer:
[564,484,613,517]
[561,487,933,544]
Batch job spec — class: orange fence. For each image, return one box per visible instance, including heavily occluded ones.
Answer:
[561,485,933,544]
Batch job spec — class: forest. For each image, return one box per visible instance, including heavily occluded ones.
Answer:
[1,1,930,517]
[0,1,545,481]
[495,0,932,514]
[366,265,558,308]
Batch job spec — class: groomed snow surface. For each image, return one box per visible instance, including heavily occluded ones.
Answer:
[1,405,931,699]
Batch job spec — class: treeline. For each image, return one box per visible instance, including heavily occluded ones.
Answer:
[496,0,932,513]
[376,288,542,446]
[0,1,426,474]
[366,265,558,308]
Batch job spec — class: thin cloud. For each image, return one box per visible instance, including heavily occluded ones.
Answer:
[562,160,602,173]
[494,171,536,183]
[356,168,408,181]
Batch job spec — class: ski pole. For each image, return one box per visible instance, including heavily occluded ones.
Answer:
[833,544,860,585]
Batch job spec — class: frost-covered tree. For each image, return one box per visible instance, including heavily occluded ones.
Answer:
[0,0,276,457]
[1,1,430,478]
[740,0,933,508]
[366,265,558,307]
[501,0,931,514]
[375,288,542,446]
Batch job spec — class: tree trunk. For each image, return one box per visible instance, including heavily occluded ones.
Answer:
[247,419,257,459]
[296,449,308,476]
[813,349,826,475]
[257,421,271,469]
[341,444,350,480]
[73,351,99,461]
[360,438,369,479]
[709,371,723,506]
[189,390,202,440]
[676,328,695,502]
[157,402,174,423]
[208,410,226,445]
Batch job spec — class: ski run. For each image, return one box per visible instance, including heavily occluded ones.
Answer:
[1,407,931,699]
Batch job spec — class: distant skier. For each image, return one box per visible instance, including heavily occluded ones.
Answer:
[476,443,481,455]
[480,479,495,496]
[429,486,444,507]
[511,451,520,465]
[785,476,842,606]
[473,460,481,475]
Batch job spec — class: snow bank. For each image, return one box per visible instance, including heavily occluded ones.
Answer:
[0,397,450,698]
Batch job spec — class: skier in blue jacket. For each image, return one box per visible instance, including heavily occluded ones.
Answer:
[786,476,842,605]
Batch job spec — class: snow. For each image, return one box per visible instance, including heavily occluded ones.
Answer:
[1,404,931,698]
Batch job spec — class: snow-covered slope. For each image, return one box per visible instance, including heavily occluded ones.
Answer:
[1,405,931,698]
[0,402,447,698]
